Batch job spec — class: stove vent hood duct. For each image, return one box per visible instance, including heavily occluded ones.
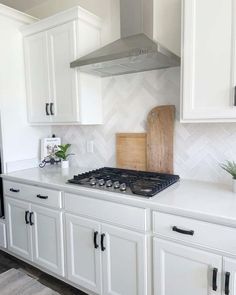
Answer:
[70,0,180,77]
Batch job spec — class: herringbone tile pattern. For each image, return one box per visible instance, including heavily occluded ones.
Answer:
[53,68,236,184]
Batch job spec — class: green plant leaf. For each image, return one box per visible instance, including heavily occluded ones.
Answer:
[55,144,74,161]
[220,161,236,179]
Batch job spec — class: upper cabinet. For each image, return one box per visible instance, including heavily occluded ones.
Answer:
[153,0,181,57]
[181,0,236,122]
[22,7,103,125]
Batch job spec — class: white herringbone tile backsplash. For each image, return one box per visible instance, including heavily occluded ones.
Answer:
[53,67,236,184]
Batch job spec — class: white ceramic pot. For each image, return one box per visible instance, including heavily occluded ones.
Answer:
[232,178,236,193]
[61,160,69,169]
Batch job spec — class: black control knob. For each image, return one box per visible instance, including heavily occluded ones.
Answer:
[106,180,113,187]
[113,181,120,189]
[98,179,105,186]
[120,183,127,191]
[90,178,97,186]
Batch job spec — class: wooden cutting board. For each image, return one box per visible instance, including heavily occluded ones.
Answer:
[116,133,147,171]
[147,105,175,173]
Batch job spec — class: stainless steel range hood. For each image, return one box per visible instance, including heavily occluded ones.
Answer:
[70,0,180,77]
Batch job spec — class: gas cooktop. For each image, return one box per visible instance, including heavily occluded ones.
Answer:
[68,167,180,198]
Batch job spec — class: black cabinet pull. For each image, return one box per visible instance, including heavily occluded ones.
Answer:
[46,103,50,116]
[50,103,54,115]
[10,188,20,193]
[29,212,34,226]
[212,268,218,291]
[93,231,99,249]
[234,86,236,106]
[225,272,230,295]
[172,226,194,236]
[36,194,48,200]
[25,211,30,224]
[101,233,106,251]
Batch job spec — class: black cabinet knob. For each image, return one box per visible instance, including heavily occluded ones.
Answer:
[10,188,20,193]
[225,272,230,295]
[93,231,99,249]
[101,233,106,251]
[25,211,30,224]
[29,212,34,226]
[36,194,48,199]
[212,268,218,291]
[172,226,194,236]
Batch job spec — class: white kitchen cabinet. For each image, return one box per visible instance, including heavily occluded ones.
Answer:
[223,258,236,295]
[153,238,222,295]
[102,224,147,295]
[181,0,236,122]
[5,184,64,277]
[31,204,64,276]
[5,197,32,260]
[22,7,102,125]
[65,214,148,295]
[153,0,181,56]
[24,32,51,123]
[47,22,79,123]
[66,214,102,294]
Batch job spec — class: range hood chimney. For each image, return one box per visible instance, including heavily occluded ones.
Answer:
[70,0,180,77]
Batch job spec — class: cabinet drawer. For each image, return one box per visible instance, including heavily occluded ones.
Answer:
[4,180,62,209]
[153,212,236,255]
[65,192,148,231]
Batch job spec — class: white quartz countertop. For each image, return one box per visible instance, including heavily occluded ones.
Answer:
[2,166,236,228]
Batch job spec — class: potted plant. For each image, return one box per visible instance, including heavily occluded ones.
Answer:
[55,144,74,169]
[220,160,236,192]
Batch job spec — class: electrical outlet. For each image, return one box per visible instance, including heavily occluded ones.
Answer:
[86,141,94,153]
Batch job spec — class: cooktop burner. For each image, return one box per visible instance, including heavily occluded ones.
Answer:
[68,167,180,198]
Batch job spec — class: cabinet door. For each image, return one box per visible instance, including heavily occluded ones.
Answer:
[24,32,51,123]
[101,225,148,295]
[5,197,32,260]
[31,204,64,276]
[223,258,236,295]
[47,21,79,123]
[153,238,222,295]
[181,0,236,122]
[65,214,102,294]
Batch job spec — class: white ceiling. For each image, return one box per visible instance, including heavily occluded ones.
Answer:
[0,0,49,12]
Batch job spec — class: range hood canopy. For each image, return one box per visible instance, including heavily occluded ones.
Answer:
[70,0,180,77]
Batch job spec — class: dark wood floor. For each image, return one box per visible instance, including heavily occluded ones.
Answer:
[0,250,88,295]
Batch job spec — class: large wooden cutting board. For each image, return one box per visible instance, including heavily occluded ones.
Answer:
[116,133,147,171]
[147,105,175,173]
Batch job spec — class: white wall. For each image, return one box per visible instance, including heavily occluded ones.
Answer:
[25,0,121,45]
[0,11,51,172]
[52,67,236,185]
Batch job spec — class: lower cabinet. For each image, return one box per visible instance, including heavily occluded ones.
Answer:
[66,214,102,294]
[153,238,222,295]
[6,197,32,260]
[31,204,64,276]
[5,197,64,276]
[65,214,148,295]
[102,224,147,295]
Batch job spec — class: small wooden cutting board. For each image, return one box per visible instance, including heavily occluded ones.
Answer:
[147,105,175,173]
[116,133,147,171]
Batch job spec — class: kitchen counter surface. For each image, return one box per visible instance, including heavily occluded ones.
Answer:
[2,166,236,228]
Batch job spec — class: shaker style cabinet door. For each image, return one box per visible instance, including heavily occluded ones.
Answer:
[101,224,148,295]
[65,214,102,294]
[31,204,64,276]
[181,0,236,122]
[24,32,51,123]
[5,197,32,260]
[223,258,236,295]
[153,238,222,295]
[47,21,79,123]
